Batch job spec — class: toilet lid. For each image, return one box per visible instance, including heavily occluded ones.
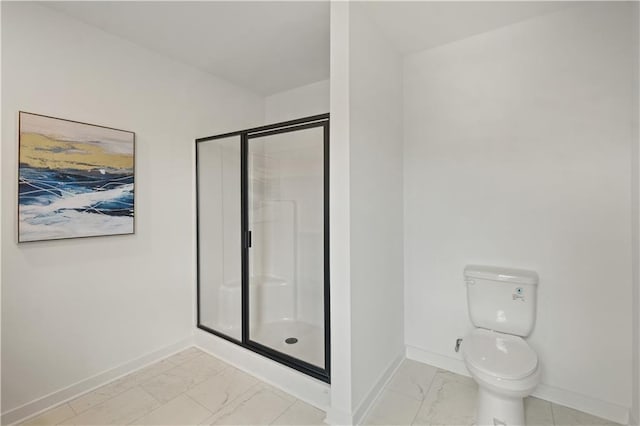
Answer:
[463,329,538,380]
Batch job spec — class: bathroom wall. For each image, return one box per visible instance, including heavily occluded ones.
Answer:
[327,5,405,421]
[633,3,640,424]
[403,3,635,422]
[265,80,329,123]
[326,2,353,422]
[348,3,405,418]
[1,1,263,417]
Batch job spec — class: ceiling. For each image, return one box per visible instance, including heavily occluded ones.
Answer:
[44,1,330,96]
[358,1,577,54]
[44,1,576,96]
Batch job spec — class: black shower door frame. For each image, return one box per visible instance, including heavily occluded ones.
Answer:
[195,113,330,383]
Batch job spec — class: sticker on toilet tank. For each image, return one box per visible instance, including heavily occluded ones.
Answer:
[512,287,525,301]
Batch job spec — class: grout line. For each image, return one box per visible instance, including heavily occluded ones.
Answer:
[137,385,163,405]
[68,400,80,416]
[190,375,265,424]
[126,388,164,426]
[50,403,76,426]
[8,342,196,425]
[409,370,440,425]
[68,349,195,418]
[409,395,425,425]
[206,385,261,425]
[57,402,77,425]
[269,402,295,426]
[127,353,229,426]
[272,400,298,425]
[184,393,215,417]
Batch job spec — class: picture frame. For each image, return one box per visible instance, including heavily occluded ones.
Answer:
[18,111,135,242]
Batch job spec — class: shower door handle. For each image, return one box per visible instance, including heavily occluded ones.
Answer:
[244,231,252,248]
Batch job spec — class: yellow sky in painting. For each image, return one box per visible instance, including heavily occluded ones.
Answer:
[20,133,134,172]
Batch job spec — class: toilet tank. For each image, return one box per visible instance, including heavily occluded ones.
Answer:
[464,265,539,337]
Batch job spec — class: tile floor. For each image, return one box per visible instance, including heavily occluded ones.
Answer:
[21,348,324,426]
[21,349,619,426]
[363,360,620,426]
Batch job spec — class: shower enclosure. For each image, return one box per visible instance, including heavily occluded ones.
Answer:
[196,114,329,382]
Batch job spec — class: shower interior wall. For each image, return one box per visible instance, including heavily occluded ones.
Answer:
[249,131,325,328]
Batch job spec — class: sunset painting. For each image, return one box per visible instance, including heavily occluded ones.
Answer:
[18,112,135,242]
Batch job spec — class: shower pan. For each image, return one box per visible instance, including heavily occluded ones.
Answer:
[196,114,330,382]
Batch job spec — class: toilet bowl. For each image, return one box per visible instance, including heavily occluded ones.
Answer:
[462,265,540,426]
[463,328,540,425]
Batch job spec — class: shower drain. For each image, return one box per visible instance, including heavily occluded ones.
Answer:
[285,337,298,344]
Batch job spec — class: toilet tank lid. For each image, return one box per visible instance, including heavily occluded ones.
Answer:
[464,265,539,285]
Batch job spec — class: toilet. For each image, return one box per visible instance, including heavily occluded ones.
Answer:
[462,265,541,426]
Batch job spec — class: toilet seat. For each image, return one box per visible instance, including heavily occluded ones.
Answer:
[463,328,538,380]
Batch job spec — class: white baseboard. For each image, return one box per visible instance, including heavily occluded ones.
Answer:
[351,351,405,425]
[194,328,330,412]
[534,383,629,426]
[406,345,630,426]
[324,407,354,426]
[2,337,195,425]
[406,344,469,377]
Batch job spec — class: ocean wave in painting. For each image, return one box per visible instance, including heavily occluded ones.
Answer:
[19,166,134,241]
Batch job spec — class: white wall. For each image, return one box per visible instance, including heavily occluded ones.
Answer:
[349,3,405,417]
[1,1,263,417]
[404,3,635,422]
[632,2,640,424]
[326,5,405,421]
[265,80,329,124]
[326,2,353,423]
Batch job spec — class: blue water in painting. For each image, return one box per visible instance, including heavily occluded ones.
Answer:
[19,167,134,216]
[18,166,134,241]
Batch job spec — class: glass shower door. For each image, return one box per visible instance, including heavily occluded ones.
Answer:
[197,135,242,341]
[196,114,330,382]
[246,123,328,371]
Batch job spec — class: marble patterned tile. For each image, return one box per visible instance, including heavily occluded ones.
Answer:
[127,359,180,384]
[129,394,212,425]
[205,386,294,425]
[386,359,438,401]
[20,403,76,425]
[187,367,259,414]
[412,370,477,426]
[140,369,202,403]
[258,382,297,404]
[60,387,160,425]
[525,397,554,426]
[551,404,619,426]
[68,359,175,414]
[139,354,230,404]
[170,353,230,383]
[68,378,135,414]
[271,400,326,425]
[363,389,422,425]
[164,347,205,366]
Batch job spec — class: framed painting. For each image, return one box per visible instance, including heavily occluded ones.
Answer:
[18,112,135,242]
